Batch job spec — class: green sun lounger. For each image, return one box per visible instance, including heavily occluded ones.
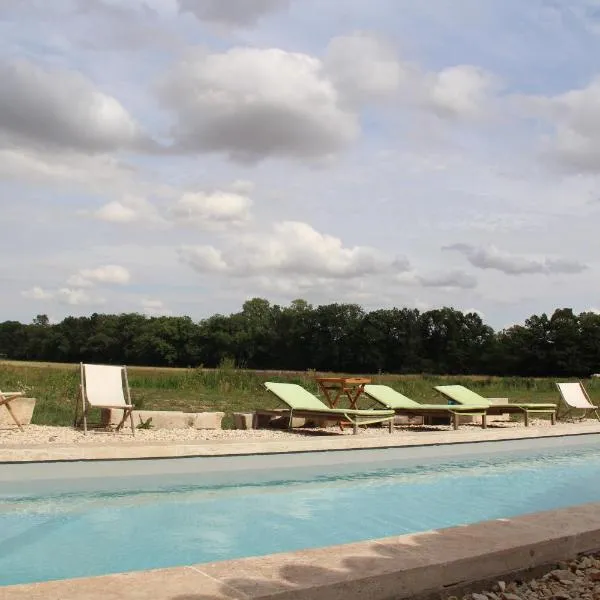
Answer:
[363,384,488,430]
[260,382,395,434]
[434,385,557,427]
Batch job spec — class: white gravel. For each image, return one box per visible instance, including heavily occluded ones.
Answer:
[462,554,600,600]
[0,418,566,446]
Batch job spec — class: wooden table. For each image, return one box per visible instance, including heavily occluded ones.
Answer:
[315,377,371,409]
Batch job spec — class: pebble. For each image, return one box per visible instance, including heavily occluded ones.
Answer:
[464,554,600,600]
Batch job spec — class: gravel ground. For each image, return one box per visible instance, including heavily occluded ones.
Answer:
[0,418,570,445]
[462,554,600,600]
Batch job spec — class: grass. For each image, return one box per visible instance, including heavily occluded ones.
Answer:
[1,360,596,428]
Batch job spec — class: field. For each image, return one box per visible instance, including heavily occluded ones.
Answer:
[0,360,595,428]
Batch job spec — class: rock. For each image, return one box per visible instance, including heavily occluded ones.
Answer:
[472,594,488,600]
[497,581,506,592]
[588,569,600,582]
[551,569,575,581]
[502,593,522,600]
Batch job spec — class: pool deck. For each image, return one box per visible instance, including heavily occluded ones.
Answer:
[1,421,600,462]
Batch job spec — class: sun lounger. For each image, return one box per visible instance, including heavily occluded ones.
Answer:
[556,382,600,422]
[0,390,25,431]
[75,363,135,435]
[260,382,395,434]
[364,384,488,430]
[434,385,557,427]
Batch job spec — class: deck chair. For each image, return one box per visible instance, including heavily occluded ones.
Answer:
[434,385,557,427]
[364,384,488,430]
[75,363,135,435]
[259,382,395,434]
[556,382,600,422]
[0,390,25,431]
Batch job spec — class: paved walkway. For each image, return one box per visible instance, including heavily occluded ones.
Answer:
[2,422,600,462]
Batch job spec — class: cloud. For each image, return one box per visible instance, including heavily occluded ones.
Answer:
[21,286,104,306]
[324,33,498,120]
[0,58,148,152]
[518,77,600,172]
[444,244,588,275]
[324,33,408,104]
[141,298,173,316]
[171,191,253,228]
[67,265,131,287]
[92,196,163,224]
[56,288,105,306]
[179,220,407,279]
[177,0,289,26]
[425,65,499,120]
[21,286,54,300]
[396,269,477,289]
[158,47,359,162]
[418,270,478,289]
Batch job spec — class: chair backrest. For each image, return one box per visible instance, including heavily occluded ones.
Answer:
[434,385,492,407]
[264,382,328,411]
[82,363,127,407]
[556,382,593,409]
[363,384,420,409]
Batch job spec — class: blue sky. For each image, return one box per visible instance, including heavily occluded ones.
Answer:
[2,0,600,328]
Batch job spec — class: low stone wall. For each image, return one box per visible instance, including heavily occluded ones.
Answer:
[0,397,36,427]
[105,409,224,430]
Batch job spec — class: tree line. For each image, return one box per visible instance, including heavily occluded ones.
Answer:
[0,299,598,377]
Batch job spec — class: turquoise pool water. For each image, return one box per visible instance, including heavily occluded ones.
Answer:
[2,441,600,586]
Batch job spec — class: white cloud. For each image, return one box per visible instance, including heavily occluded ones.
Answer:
[325,33,408,104]
[324,34,498,120]
[158,47,359,162]
[171,191,252,228]
[21,285,104,306]
[21,286,54,300]
[0,58,147,152]
[56,288,104,306]
[68,265,131,287]
[93,196,163,224]
[179,220,406,279]
[445,244,588,275]
[141,298,173,316]
[518,77,600,172]
[177,0,288,26]
[425,65,499,120]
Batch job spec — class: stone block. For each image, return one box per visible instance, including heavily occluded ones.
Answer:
[233,412,254,430]
[105,409,224,430]
[193,411,225,430]
[0,397,36,426]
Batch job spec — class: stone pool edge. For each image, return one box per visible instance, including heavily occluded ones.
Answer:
[2,422,600,463]
[2,501,600,600]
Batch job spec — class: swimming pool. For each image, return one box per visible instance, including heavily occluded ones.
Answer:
[1,434,600,587]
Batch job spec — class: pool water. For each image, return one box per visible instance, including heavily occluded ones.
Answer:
[2,443,600,586]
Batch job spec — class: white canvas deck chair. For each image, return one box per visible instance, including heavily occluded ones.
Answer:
[556,382,600,422]
[0,390,25,431]
[76,363,135,435]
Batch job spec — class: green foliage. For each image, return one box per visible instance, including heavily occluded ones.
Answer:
[1,302,599,378]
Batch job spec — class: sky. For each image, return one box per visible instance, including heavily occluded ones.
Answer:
[2,0,600,329]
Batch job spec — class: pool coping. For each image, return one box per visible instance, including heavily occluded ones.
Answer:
[3,501,600,599]
[1,422,600,463]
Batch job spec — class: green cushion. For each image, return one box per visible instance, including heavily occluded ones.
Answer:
[435,385,556,410]
[264,382,393,416]
[365,384,487,411]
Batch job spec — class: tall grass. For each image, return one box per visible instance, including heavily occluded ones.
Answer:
[1,359,594,427]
